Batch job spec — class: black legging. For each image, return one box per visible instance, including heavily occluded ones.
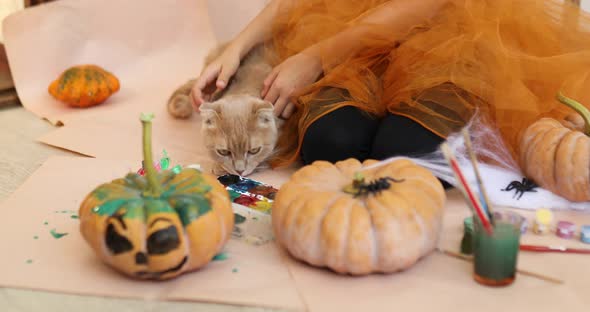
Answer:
[300,106,452,188]
[301,106,444,163]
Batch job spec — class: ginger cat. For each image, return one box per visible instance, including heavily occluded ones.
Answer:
[167,43,282,176]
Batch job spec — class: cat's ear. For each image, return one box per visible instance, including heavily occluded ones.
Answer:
[200,101,221,129]
[254,101,275,128]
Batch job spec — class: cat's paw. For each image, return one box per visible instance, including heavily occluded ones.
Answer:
[167,95,193,119]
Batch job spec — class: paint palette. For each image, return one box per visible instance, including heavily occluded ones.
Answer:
[231,204,274,246]
[217,174,279,214]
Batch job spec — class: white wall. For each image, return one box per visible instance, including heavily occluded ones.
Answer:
[0,0,24,43]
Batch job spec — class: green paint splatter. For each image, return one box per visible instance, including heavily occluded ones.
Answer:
[160,150,170,170]
[33,236,38,240]
[213,252,229,261]
[171,165,182,174]
[252,217,258,221]
[50,229,68,239]
[71,215,79,219]
[43,221,48,225]
[234,213,246,224]
[172,195,212,226]
[232,268,238,273]
[26,259,33,264]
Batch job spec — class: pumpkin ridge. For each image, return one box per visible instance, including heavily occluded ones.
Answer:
[365,197,385,270]
[282,191,314,249]
[387,187,424,263]
[322,197,354,272]
[525,124,559,184]
[554,131,581,199]
[536,128,568,191]
[571,134,590,200]
[550,129,571,194]
[305,192,342,266]
[290,191,331,259]
[363,195,379,270]
[372,191,405,270]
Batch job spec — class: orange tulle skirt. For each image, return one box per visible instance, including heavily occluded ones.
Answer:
[267,0,590,168]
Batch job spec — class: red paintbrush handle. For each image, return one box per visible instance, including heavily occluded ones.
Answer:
[520,244,590,254]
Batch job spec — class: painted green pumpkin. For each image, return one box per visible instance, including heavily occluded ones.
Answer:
[79,113,233,280]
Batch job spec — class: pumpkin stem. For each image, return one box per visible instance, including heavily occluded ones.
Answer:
[140,113,162,197]
[556,92,590,135]
[343,172,365,195]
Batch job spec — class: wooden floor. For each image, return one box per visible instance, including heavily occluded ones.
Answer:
[0,107,274,311]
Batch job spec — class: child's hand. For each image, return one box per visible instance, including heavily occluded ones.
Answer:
[261,50,323,119]
[191,45,242,110]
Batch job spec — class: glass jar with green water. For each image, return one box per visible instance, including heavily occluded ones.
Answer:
[473,211,522,287]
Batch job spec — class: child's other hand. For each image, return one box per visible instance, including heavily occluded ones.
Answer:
[261,50,323,119]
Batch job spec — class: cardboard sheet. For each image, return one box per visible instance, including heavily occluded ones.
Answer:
[3,158,590,311]
[2,0,269,168]
[0,156,305,311]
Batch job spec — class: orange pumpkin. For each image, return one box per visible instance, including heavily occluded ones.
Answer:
[519,92,590,202]
[48,65,120,108]
[79,113,233,280]
[272,158,446,275]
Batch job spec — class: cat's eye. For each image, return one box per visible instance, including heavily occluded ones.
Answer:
[216,149,231,156]
[248,147,262,155]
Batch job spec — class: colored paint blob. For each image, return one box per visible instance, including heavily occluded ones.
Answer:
[33,236,38,240]
[254,200,272,213]
[249,185,278,199]
[213,252,229,261]
[581,225,590,244]
[235,195,257,207]
[232,268,238,273]
[218,174,241,186]
[556,221,576,239]
[228,189,242,201]
[234,213,247,224]
[26,259,33,264]
[233,180,259,192]
[43,221,48,225]
[50,229,68,239]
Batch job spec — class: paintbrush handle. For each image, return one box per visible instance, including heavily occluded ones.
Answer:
[437,248,564,284]
[520,244,590,254]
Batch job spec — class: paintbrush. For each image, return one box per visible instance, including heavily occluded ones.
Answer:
[440,143,494,234]
[437,248,564,285]
[520,244,590,254]
[462,129,495,224]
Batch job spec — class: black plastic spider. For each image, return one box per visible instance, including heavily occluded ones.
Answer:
[351,177,404,197]
[501,178,538,200]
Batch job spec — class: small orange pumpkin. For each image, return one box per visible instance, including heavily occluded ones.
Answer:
[48,64,120,108]
[519,92,590,202]
[79,113,233,280]
[272,158,446,275]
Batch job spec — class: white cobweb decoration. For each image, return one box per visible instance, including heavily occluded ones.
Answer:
[360,111,590,211]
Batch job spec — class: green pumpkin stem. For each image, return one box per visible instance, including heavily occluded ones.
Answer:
[556,91,590,136]
[140,113,162,197]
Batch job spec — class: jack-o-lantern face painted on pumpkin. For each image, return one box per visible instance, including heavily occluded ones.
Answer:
[79,114,233,280]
